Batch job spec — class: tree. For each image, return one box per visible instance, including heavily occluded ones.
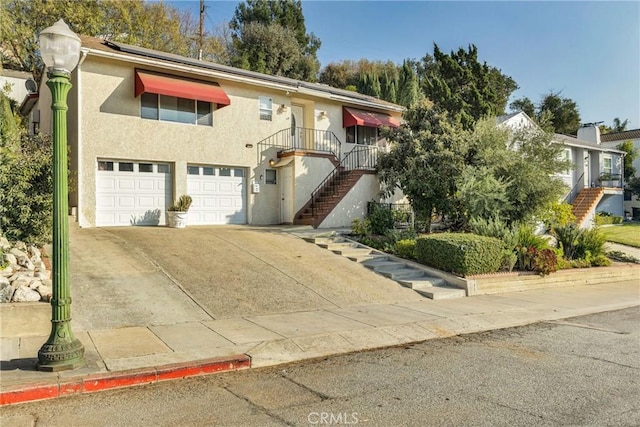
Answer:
[600,117,630,134]
[377,103,570,230]
[396,60,421,107]
[617,140,638,180]
[229,0,320,80]
[510,91,581,135]
[420,44,518,130]
[1,0,210,81]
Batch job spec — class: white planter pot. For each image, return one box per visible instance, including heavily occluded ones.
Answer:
[167,211,188,228]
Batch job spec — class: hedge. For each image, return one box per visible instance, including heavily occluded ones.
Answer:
[416,233,504,276]
[595,214,623,226]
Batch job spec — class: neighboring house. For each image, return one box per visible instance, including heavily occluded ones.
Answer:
[31,36,404,229]
[497,113,625,228]
[0,69,40,134]
[600,129,640,219]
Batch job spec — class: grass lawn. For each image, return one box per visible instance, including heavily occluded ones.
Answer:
[601,222,640,248]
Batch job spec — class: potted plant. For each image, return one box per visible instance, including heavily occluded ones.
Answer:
[167,195,192,228]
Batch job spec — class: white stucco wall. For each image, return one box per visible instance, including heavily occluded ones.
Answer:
[318,174,381,228]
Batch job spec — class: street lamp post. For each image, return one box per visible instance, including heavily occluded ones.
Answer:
[37,19,85,371]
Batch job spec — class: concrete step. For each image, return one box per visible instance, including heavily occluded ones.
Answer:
[397,276,447,289]
[345,254,388,263]
[332,248,373,257]
[378,267,425,280]
[413,286,466,300]
[324,242,363,250]
[363,259,406,271]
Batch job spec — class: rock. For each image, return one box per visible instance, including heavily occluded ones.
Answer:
[0,282,13,303]
[0,236,10,249]
[28,246,41,260]
[9,271,33,282]
[42,278,52,287]
[4,253,17,266]
[0,275,9,286]
[12,285,41,302]
[36,285,52,301]
[9,248,27,258]
[35,271,51,281]
[0,265,13,277]
[17,255,35,271]
[13,241,27,252]
[28,279,43,289]
[35,261,47,272]
[11,276,32,290]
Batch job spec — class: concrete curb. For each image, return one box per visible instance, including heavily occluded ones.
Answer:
[0,354,250,406]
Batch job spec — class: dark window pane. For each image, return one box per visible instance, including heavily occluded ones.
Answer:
[119,162,134,172]
[234,168,244,177]
[141,93,158,120]
[139,163,153,173]
[160,95,195,124]
[158,164,170,174]
[219,168,231,177]
[346,126,356,144]
[265,169,277,184]
[197,101,212,126]
[203,167,214,176]
[187,165,200,175]
[98,161,114,171]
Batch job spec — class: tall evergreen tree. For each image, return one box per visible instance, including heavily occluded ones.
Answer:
[397,60,420,107]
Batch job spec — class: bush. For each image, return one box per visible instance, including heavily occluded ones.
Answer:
[168,194,192,212]
[416,233,503,276]
[368,202,394,235]
[553,224,581,260]
[394,239,417,260]
[575,227,606,260]
[541,201,576,230]
[351,218,370,236]
[514,224,550,271]
[595,213,623,226]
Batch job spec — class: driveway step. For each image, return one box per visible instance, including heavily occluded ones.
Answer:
[301,234,465,300]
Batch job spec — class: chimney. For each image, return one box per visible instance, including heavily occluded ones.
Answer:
[577,123,601,145]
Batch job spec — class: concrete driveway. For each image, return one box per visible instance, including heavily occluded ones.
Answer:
[70,225,423,330]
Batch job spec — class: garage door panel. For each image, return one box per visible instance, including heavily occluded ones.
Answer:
[96,160,171,226]
[186,165,246,225]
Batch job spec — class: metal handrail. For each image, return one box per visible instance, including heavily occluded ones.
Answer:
[310,145,379,218]
[256,127,342,159]
[563,172,585,204]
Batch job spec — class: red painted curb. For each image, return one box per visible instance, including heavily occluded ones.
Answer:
[0,354,251,406]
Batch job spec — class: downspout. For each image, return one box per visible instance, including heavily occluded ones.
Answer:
[75,49,89,227]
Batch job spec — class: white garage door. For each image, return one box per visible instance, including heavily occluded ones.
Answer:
[187,165,246,225]
[96,160,172,226]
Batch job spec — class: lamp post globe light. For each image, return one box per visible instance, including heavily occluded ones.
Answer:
[37,19,85,371]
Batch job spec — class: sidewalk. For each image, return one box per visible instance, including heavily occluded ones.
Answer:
[2,279,638,405]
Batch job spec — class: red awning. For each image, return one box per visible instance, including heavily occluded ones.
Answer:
[134,69,230,108]
[343,107,400,128]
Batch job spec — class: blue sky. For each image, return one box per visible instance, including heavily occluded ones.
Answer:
[170,1,640,129]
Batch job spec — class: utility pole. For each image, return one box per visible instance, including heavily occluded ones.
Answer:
[198,0,204,60]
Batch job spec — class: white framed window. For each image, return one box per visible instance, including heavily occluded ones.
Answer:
[559,148,572,176]
[141,93,213,126]
[346,125,379,145]
[602,155,613,176]
[259,96,273,121]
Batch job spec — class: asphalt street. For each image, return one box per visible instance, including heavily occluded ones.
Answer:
[2,307,638,427]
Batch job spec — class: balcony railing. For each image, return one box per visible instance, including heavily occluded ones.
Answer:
[256,127,341,159]
[595,173,623,188]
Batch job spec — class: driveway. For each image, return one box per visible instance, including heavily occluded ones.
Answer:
[71,225,422,327]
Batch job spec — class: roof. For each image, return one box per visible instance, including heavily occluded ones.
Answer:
[554,133,625,154]
[79,36,404,113]
[600,129,640,142]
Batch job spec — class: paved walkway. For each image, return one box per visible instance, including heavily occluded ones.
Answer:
[606,242,640,261]
[2,279,638,405]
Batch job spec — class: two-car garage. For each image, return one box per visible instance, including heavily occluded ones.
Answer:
[95,160,246,227]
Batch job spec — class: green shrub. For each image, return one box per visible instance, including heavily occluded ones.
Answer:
[532,248,558,275]
[541,201,576,229]
[553,223,581,260]
[595,213,623,225]
[351,218,370,236]
[590,254,612,267]
[514,224,550,271]
[416,233,503,276]
[368,203,394,235]
[575,227,607,260]
[394,239,417,260]
[168,194,192,212]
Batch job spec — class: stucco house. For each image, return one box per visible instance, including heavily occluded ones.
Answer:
[32,37,404,229]
[599,129,640,219]
[498,112,625,228]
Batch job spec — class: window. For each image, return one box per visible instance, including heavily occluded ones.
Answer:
[119,162,134,172]
[559,148,572,175]
[98,161,114,171]
[158,164,170,174]
[265,169,277,184]
[139,163,153,173]
[234,168,245,177]
[624,190,632,201]
[141,93,213,126]
[603,155,613,176]
[187,165,200,175]
[346,126,379,145]
[219,168,231,177]
[259,96,272,121]
[203,167,215,176]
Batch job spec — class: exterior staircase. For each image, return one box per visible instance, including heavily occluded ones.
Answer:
[294,169,368,227]
[571,187,604,227]
[303,235,466,300]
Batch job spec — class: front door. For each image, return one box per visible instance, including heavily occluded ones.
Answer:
[291,104,304,149]
[280,164,294,223]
